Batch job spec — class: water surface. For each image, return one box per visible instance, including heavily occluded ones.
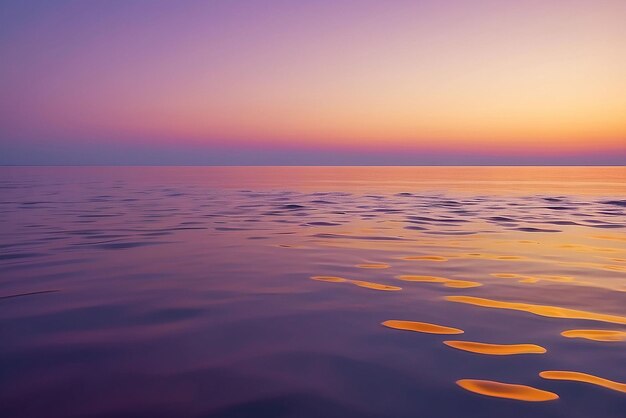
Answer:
[1,167,625,417]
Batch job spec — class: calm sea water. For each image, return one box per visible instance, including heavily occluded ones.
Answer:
[1,167,625,418]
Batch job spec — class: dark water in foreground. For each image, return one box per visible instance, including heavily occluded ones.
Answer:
[1,167,625,418]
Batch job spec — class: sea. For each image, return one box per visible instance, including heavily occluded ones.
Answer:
[1,166,625,417]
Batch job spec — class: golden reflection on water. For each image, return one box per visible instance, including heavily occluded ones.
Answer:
[540,371,626,394]
[456,379,559,401]
[444,341,546,355]
[491,273,626,292]
[561,261,626,273]
[298,176,626,407]
[355,263,390,269]
[591,234,626,243]
[558,243,619,254]
[489,270,623,292]
[490,273,539,283]
[310,276,401,291]
[397,275,482,288]
[461,253,526,261]
[401,255,448,261]
[350,280,402,291]
[382,320,464,334]
[489,273,582,285]
[561,329,626,342]
[445,296,626,325]
[310,276,348,283]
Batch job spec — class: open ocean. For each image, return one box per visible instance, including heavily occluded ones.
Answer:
[1,166,625,418]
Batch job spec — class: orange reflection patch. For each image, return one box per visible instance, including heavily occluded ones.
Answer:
[350,280,402,291]
[463,253,526,261]
[490,273,576,284]
[541,275,575,282]
[561,329,626,342]
[310,276,348,283]
[382,320,463,334]
[491,273,521,279]
[402,255,448,261]
[519,277,540,283]
[445,296,626,325]
[490,273,535,283]
[558,243,618,253]
[398,275,481,288]
[444,341,546,355]
[590,234,626,242]
[310,276,401,291]
[564,261,626,273]
[356,263,390,269]
[540,371,626,394]
[444,280,482,288]
[457,379,558,401]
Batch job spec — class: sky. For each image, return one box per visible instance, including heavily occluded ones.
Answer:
[1,0,625,165]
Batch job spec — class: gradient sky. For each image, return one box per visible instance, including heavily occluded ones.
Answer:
[1,0,625,165]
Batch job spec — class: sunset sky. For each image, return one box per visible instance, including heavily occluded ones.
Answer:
[1,0,625,165]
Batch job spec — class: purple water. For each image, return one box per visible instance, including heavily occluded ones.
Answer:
[1,167,625,417]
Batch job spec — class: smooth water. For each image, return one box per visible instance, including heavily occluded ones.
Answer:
[1,167,625,418]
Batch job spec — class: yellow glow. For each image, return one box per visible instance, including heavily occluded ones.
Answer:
[382,320,463,335]
[444,341,547,355]
[446,296,626,325]
[540,371,626,394]
[457,379,559,401]
[561,329,626,342]
[398,275,481,288]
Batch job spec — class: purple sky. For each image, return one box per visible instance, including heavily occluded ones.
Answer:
[1,0,625,165]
